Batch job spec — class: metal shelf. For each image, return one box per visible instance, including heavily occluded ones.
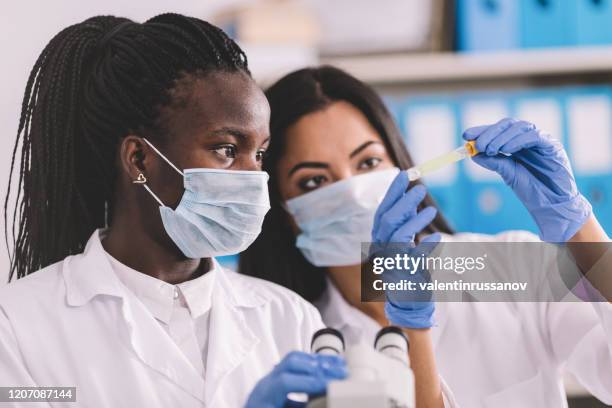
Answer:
[321,46,612,85]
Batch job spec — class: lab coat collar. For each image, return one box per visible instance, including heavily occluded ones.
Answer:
[106,252,177,324]
[178,267,216,318]
[63,229,264,309]
[64,230,125,306]
[211,257,267,309]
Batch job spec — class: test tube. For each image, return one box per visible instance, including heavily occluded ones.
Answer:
[407,140,479,182]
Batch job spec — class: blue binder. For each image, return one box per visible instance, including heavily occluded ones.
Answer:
[396,96,468,231]
[458,92,539,235]
[464,180,537,234]
[563,86,612,234]
[457,0,520,51]
[520,0,572,48]
[509,88,566,149]
[385,86,612,238]
[573,0,612,45]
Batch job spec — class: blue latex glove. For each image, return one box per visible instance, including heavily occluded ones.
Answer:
[372,171,440,329]
[245,351,347,408]
[463,118,592,242]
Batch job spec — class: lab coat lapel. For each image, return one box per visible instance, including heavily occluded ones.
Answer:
[431,234,453,349]
[118,294,206,403]
[63,230,206,403]
[204,265,260,405]
[318,278,365,341]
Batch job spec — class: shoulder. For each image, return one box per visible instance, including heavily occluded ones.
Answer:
[220,268,324,349]
[0,260,67,318]
[221,268,321,320]
[441,230,541,243]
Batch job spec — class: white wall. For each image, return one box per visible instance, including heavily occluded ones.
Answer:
[0,0,252,285]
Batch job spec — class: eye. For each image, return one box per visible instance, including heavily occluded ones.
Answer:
[212,144,236,159]
[298,175,328,192]
[256,149,267,162]
[358,156,382,170]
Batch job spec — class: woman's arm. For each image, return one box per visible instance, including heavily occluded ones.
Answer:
[570,214,609,243]
[371,171,450,407]
[404,328,446,408]
[568,215,612,301]
[329,268,450,408]
[462,119,612,300]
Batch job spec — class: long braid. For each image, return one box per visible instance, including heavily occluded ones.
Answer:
[5,13,249,281]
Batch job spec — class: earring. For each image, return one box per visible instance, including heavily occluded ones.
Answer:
[133,173,147,184]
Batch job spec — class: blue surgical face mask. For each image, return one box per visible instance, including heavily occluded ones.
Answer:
[285,168,400,267]
[140,138,270,259]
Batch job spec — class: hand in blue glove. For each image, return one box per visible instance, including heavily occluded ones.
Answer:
[371,171,440,329]
[245,351,347,408]
[463,118,592,242]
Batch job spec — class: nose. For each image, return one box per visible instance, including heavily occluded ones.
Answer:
[236,152,262,171]
[331,165,355,183]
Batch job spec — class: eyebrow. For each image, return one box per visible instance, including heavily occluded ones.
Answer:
[209,127,249,140]
[349,141,380,158]
[287,141,382,176]
[288,161,329,176]
[210,127,271,147]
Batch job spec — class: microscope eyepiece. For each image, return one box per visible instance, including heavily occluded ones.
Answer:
[374,326,410,365]
[311,328,345,355]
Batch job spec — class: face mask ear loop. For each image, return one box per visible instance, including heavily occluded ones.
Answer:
[143,184,165,207]
[142,138,184,177]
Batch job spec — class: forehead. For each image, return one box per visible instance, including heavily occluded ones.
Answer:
[282,101,382,161]
[161,71,270,140]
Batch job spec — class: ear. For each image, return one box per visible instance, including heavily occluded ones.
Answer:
[119,135,150,182]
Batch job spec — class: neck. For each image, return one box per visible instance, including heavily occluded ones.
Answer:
[327,264,388,327]
[103,210,207,285]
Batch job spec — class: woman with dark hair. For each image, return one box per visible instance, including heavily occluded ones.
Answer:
[241,66,457,407]
[240,67,453,300]
[240,66,612,407]
[0,16,347,407]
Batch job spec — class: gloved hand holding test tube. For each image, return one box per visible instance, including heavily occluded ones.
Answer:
[403,118,592,242]
[406,140,510,181]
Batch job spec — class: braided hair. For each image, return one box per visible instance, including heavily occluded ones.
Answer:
[5,14,249,281]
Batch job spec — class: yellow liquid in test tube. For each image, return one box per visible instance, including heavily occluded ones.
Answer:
[407,141,478,181]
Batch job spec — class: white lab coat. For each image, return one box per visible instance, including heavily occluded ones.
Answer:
[0,230,323,408]
[315,231,612,407]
